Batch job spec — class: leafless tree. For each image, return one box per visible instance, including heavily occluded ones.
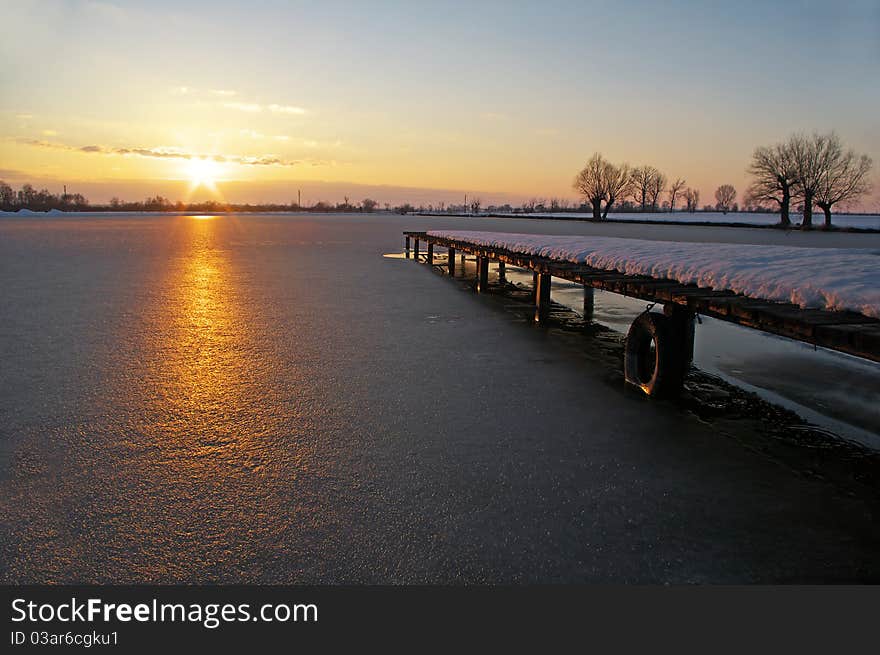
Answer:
[361,198,378,212]
[630,165,664,211]
[648,171,666,211]
[683,187,700,213]
[573,153,632,220]
[667,178,686,212]
[470,197,481,214]
[789,132,838,229]
[714,184,736,213]
[746,142,798,226]
[0,181,15,209]
[815,148,873,228]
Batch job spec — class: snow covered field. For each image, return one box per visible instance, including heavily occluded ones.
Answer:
[429,230,880,318]
[490,212,880,230]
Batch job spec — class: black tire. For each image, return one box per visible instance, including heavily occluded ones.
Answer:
[624,312,686,398]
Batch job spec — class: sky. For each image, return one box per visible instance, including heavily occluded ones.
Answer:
[1,0,878,207]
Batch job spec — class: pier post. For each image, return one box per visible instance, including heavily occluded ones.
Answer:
[534,272,551,324]
[427,243,434,266]
[477,257,490,292]
[583,286,595,322]
[664,303,695,366]
[414,239,420,262]
[405,236,411,259]
[447,248,456,276]
[498,261,506,284]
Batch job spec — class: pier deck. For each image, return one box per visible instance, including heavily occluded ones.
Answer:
[404,230,880,366]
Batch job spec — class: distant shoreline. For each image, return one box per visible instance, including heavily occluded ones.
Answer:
[413,212,880,234]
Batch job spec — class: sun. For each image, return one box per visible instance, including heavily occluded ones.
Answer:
[185,158,222,190]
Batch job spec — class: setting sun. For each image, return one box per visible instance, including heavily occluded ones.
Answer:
[185,158,222,190]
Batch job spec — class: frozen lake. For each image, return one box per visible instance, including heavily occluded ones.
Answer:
[1,212,879,583]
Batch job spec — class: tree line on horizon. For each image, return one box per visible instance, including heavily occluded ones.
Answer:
[574,132,873,228]
[0,183,389,214]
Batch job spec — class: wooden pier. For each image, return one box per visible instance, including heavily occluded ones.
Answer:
[404,230,880,396]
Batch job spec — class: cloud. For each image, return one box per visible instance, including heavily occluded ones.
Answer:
[301,138,343,149]
[210,89,237,97]
[42,129,58,136]
[223,102,263,113]
[14,138,309,167]
[481,112,508,121]
[222,101,307,115]
[16,113,33,120]
[240,129,264,139]
[268,104,306,115]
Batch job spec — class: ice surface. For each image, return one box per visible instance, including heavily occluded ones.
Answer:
[429,230,880,318]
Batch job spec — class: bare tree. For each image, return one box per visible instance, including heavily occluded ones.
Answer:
[746,142,798,226]
[630,166,650,211]
[361,198,378,213]
[683,187,700,213]
[714,184,736,213]
[470,197,481,214]
[648,171,666,211]
[573,153,631,220]
[815,149,873,228]
[789,132,838,229]
[630,165,664,211]
[603,162,632,219]
[667,178,686,212]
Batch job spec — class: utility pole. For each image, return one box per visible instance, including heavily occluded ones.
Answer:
[298,189,301,208]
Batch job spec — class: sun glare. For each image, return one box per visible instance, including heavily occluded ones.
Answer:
[186,158,222,189]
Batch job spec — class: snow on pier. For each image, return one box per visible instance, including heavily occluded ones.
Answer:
[428,231,880,319]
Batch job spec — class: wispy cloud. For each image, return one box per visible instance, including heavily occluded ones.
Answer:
[268,104,306,115]
[301,138,343,149]
[223,101,307,115]
[210,89,237,97]
[42,129,58,136]
[223,102,263,113]
[15,138,310,167]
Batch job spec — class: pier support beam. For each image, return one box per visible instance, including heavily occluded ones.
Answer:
[447,248,456,276]
[427,243,434,266]
[405,236,411,259]
[476,257,490,292]
[534,272,551,324]
[497,261,506,284]
[583,285,595,323]
[413,239,420,262]
[664,303,695,366]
